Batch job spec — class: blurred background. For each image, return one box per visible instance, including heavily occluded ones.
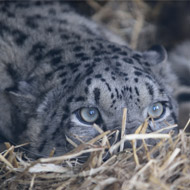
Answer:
[68,0,190,129]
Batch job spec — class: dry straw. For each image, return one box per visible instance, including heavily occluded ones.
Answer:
[0,109,190,190]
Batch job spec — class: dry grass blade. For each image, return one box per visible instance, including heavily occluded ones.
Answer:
[0,153,14,169]
[109,133,170,154]
[120,108,127,152]
[183,118,190,132]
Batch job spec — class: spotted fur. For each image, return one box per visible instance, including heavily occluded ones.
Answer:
[0,2,178,158]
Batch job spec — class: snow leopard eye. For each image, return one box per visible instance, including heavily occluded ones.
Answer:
[77,107,100,124]
[148,102,165,119]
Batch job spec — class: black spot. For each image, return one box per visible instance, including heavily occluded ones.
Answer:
[74,73,81,82]
[63,105,70,112]
[97,42,104,49]
[122,73,128,77]
[93,88,100,104]
[75,52,86,58]
[93,50,101,56]
[144,62,150,67]
[86,39,94,43]
[85,68,94,75]
[133,66,145,73]
[68,63,80,70]
[75,96,85,102]
[67,96,74,102]
[112,55,119,59]
[56,65,65,71]
[61,78,67,85]
[134,78,138,83]
[84,63,91,68]
[125,86,129,91]
[13,29,28,46]
[145,82,154,96]
[51,56,62,65]
[51,111,57,120]
[105,82,111,91]
[56,142,62,147]
[91,46,96,50]
[116,62,121,67]
[60,34,69,40]
[25,16,40,29]
[125,77,129,81]
[46,27,54,33]
[113,47,121,52]
[73,46,83,52]
[34,1,42,6]
[159,89,164,93]
[59,71,67,78]
[104,67,109,71]
[28,42,46,61]
[135,87,140,96]
[94,58,101,62]
[6,63,20,80]
[112,99,116,105]
[46,48,62,57]
[81,57,90,61]
[119,51,128,56]
[45,72,53,80]
[61,114,69,120]
[115,88,119,98]
[86,78,92,85]
[16,2,29,8]
[134,71,142,76]
[95,74,102,78]
[132,54,141,62]
[123,58,134,64]
[129,87,132,93]
[107,44,121,52]
[46,48,62,65]
[84,87,89,94]
[107,44,115,49]
[0,21,10,35]
[111,93,114,99]
[6,11,15,18]
[73,68,78,73]
[145,75,152,80]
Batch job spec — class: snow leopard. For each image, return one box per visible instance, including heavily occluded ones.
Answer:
[0,1,178,158]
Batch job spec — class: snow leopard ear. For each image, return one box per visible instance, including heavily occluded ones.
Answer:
[142,45,167,65]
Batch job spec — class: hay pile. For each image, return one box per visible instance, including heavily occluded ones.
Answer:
[0,118,190,190]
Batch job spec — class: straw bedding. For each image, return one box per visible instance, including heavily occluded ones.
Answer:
[0,119,190,190]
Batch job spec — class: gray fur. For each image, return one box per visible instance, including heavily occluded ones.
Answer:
[0,2,178,158]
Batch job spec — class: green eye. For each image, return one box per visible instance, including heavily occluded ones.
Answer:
[148,102,164,119]
[78,107,99,124]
